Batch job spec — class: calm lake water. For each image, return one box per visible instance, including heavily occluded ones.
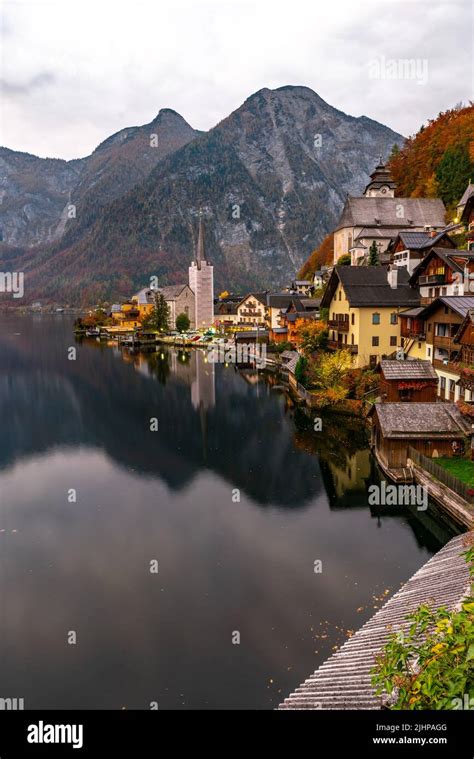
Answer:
[0,315,461,709]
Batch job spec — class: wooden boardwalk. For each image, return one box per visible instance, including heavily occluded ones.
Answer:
[279,532,472,710]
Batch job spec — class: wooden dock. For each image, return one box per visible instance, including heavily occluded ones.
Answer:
[279,532,472,710]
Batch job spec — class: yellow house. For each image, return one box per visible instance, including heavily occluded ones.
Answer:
[111,301,142,329]
[320,265,420,368]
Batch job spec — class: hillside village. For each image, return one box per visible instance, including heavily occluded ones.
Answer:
[80,154,474,529]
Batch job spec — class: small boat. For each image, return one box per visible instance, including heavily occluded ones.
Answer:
[85,327,100,337]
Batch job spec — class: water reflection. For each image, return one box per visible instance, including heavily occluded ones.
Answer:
[0,316,462,710]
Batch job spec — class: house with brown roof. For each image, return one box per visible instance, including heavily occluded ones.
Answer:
[320,264,420,368]
[387,230,455,274]
[332,159,446,266]
[399,296,474,403]
[409,247,474,302]
[377,360,438,402]
[369,402,472,471]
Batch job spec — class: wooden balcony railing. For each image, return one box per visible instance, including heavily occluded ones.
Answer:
[327,339,358,354]
[419,274,445,285]
[328,319,349,332]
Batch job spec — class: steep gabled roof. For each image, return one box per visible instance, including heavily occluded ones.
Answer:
[160,284,190,300]
[454,308,474,343]
[410,248,474,284]
[418,296,474,321]
[457,181,474,208]
[370,402,472,439]
[379,360,438,381]
[336,197,446,231]
[321,266,420,309]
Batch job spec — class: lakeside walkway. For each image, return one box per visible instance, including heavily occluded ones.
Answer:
[279,532,472,710]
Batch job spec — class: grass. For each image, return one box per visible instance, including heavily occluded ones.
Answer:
[435,457,474,488]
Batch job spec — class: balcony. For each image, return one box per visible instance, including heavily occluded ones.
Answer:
[419,274,445,286]
[433,358,462,375]
[401,329,425,340]
[328,319,349,332]
[433,334,456,348]
[327,339,358,354]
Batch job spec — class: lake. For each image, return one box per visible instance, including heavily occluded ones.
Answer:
[0,315,461,709]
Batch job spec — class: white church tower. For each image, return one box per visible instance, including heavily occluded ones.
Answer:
[189,214,214,329]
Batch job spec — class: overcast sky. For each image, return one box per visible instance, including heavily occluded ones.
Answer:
[1,0,472,160]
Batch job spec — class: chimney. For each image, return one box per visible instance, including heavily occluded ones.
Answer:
[387,264,398,289]
[430,228,438,238]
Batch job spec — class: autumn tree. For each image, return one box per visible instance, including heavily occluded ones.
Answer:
[296,319,328,355]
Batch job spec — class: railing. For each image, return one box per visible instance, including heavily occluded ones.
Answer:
[432,358,462,374]
[401,330,425,340]
[408,447,474,504]
[328,319,349,332]
[419,274,445,285]
[327,339,358,354]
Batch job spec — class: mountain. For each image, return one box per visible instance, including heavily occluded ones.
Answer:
[0,109,199,248]
[0,86,403,304]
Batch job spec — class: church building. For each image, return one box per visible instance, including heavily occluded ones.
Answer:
[333,158,446,266]
[189,216,214,329]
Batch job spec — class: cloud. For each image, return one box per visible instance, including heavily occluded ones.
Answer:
[0,71,56,96]
[0,0,472,159]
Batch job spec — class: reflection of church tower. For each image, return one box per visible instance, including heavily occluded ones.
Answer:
[189,214,214,329]
[191,349,215,411]
[363,157,397,197]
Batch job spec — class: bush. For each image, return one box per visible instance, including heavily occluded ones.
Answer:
[176,312,191,332]
[371,543,474,709]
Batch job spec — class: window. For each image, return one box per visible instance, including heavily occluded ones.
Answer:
[339,291,342,301]
[449,379,456,393]
[372,336,379,347]
[351,334,354,345]
[372,312,380,325]
[390,312,397,325]
[351,313,355,325]
[390,336,397,346]
[440,376,446,390]
[369,355,377,368]
[427,347,431,357]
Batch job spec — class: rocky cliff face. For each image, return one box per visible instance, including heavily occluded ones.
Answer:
[0,86,403,304]
[0,109,199,248]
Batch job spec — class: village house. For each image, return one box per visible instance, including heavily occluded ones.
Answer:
[377,359,438,403]
[236,292,267,326]
[111,300,142,329]
[270,297,320,344]
[214,300,240,327]
[409,247,474,302]
[456,180,474,222]
[320,265,420,368]
[399,296,474,403]
[333,158,446,266]
[387,230,455,274]
[369,402,472,472]
[290,280,313,296]
[453,308,474,402]
[460,193,474,252]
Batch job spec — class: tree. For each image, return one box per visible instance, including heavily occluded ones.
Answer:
[310,349,353,392]
[368,241,380,266]
[435,145,473,208]
[294,356,308,386]
[143,291,170,332]
[176,312,191,332]
[296,319,328,355]
[337,254,351,266]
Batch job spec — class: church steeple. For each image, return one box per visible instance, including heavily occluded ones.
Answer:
[363,157,396,197]
[196,213,205,270]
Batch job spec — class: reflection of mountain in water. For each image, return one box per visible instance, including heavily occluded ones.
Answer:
[0,320,326,507]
